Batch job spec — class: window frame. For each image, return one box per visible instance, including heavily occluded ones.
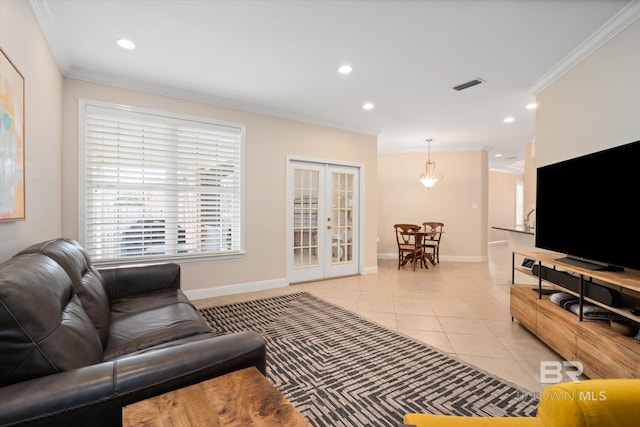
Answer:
[78,98,246,265]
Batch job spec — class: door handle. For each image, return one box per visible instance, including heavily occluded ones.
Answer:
[327,225,332,230]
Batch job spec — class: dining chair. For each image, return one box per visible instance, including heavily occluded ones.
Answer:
[421,222,444,264]
[393,224,425,271]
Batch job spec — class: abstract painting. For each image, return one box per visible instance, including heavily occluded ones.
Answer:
[1,48,25,221]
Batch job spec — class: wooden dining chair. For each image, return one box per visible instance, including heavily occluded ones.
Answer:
[421,222,444,264]
[393,224,425,271]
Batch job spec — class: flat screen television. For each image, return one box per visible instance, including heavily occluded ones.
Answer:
[535,140,640,272]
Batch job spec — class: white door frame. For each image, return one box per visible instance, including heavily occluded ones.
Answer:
[286,155,365,283]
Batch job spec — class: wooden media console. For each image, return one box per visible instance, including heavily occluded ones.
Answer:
[510,250,640,379]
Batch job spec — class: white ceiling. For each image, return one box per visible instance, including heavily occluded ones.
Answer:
[30,0,637,172]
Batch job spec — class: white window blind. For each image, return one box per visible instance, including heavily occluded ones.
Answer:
[80,101,243,262]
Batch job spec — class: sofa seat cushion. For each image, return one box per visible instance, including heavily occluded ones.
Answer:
[104,289,209,360]
[109,288,193,318]
[0,254,103,386]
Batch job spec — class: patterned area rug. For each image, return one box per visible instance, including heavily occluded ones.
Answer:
[199,292,537,426]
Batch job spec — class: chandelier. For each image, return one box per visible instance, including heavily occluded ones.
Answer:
[419,139,444,188]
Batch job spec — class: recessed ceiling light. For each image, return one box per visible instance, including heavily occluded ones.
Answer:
[494,153,503,158]
[338,65,352,74]
[117,39,136,50]
[526,103,537,110]
[362,102,374,110]
[503,117,515,123]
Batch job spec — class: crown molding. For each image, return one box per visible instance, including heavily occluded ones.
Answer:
[67,67,380,137]
[528,0,640,95]
[28,0,70,74]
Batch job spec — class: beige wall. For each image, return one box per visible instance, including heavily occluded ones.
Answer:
[378,150,488,262]
[7,0,635,291]
[62,80,378,294]
[536,19,640,167]
[0,0,64,261]
[488,171,520,243]
[523,141,536,217]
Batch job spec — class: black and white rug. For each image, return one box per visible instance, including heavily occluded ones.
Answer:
[199,292,537,426]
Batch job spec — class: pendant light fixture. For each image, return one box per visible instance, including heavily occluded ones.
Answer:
[419,138,444,188]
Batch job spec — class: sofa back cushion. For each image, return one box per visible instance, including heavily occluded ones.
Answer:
[0,254,103,386]
[18,238,111,347]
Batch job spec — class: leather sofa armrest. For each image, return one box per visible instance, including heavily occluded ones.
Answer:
[0,331,266,427]
[99,262,181,299]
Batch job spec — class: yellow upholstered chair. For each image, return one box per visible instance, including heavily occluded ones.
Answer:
[403,415,536,426]
[404,379,640,427]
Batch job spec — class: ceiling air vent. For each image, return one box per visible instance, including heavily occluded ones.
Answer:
[452,78,485,91]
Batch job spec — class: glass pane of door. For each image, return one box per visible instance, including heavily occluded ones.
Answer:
[325,166,358,277]
[293,168,320,269]
[330,171,354,265]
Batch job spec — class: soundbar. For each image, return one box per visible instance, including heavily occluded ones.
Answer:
[532,264,622,307]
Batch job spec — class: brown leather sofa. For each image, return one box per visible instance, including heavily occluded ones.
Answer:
[0,238,266,427]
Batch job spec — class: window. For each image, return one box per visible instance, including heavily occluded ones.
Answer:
[515,181,524,226]
[79,100,244,262]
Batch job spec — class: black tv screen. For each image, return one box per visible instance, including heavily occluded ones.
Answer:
[535,140,640,271]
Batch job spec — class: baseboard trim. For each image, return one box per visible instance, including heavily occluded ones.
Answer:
[185,267,379,300]
[186,255,490,300]
[185,278,289,301]
[362,265,378,275]
[378,253,488,263]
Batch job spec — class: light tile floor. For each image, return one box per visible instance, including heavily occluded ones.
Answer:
[193,244,564,392]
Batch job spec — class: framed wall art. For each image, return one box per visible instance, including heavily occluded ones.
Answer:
[1,47,25,221]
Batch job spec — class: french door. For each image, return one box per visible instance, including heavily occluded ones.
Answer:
[287,160,359,283]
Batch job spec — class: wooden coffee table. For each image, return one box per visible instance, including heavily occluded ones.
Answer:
[122,367,311,427]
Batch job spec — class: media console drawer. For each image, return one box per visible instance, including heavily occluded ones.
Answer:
[577,323,640,379]
[536,299,578,361]
[510,286,537,333]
